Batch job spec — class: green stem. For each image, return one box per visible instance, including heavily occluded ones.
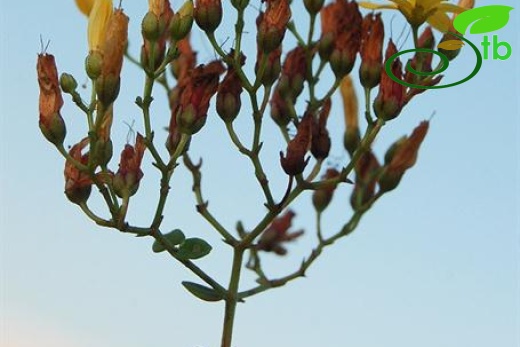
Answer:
[220,247,244,347]
[183,154,237,244]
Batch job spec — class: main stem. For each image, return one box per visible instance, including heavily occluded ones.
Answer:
[221,247,245,347]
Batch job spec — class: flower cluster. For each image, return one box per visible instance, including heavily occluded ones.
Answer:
[37,1,470,345]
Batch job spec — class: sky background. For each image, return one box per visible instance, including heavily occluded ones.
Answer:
[1,1,519,347]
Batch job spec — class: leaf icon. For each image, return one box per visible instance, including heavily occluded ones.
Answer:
[438,40,465,51]
[453,5,514,35]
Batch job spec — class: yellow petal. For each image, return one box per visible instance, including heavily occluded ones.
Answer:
[358,1,399,10]
[436,2,467,14]
[88,0,114,51]
[75,0,95,16]
[390,0,415,18]
[426,11,451,32]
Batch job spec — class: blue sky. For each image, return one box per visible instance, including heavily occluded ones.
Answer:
[1,1,518,347]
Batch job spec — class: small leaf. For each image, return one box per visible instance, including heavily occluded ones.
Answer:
[176,238,212,260]
[182,281,223,302]
[438,40,465,51]
[453,5,513,35]
[152,229,186,253]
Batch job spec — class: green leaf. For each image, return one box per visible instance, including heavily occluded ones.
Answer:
[438,40,465,51]
[176,238,212,260]
[182,281,223,302]
[453,5,513,35]
[152,229,186,253]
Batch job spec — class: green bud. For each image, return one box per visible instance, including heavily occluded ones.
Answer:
[312,189,332,213]
[59,73,78,94]
[39,113,66,146]
[194,2,222,33]
[171,1,194,41]
[304,0,324,14]
[177,105,207,135]
[330,49,355,79]
[231,0,249,10]
[95,74,121,106]
[318,33,334,61]
[142,12,161,41]
[85,51,103,80]
[216,92,241,123]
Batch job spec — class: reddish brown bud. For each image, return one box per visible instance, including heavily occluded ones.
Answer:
[256,210,304,255]
[113,134,147,198]
[194,0,222,32]
[280,113,313,176]
[64,138,92,205]
[216,51,244,123]
[311,99,331,160]
[270,88,292,126]
[256,0,291,53]
[359,13,384,89]
[278,46,307,99]
[37,54,66,146]
[312,168,340,212]
[379,121,429,192]
[176,61,225,134]
[320,0,362,77]
[351,150,380,210]
[256,46,281,86]
[373,40,407,121]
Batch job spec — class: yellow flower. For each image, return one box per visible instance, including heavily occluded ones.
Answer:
[75,0,95,16]
[359,0,466,32]
[88,0,114,51]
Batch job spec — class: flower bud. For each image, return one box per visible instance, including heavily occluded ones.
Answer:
[170,1,194,41]
[270,89,291,126]
[231,0,249,10]
[256,47,281,86]
[113,134,147,198]
[311,100,331,160]
[256,0,291,53]
[379,121,429,192]
[359,13,384,89]
[37,54,66,146]
[312,168,340,212]
[330,49,355,79]
[59,73,78,94]
[373,40,406,121]
[320,0,362,76]
[96,75,120,106]
[304,0,325,14]
[174,61,225,135]
[279,46,307,99]
[85,51,103,79]
[280,113,313,176]
[350,151,380,210]
[318,33,334,61]
[142,12,161,41]
[256,210,303,256]
[340,76,360,156]
[194,0,222,33]
[64,138,92,205]
[216,51,244,123]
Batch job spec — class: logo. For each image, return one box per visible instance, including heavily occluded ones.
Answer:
[385,5,514,89]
